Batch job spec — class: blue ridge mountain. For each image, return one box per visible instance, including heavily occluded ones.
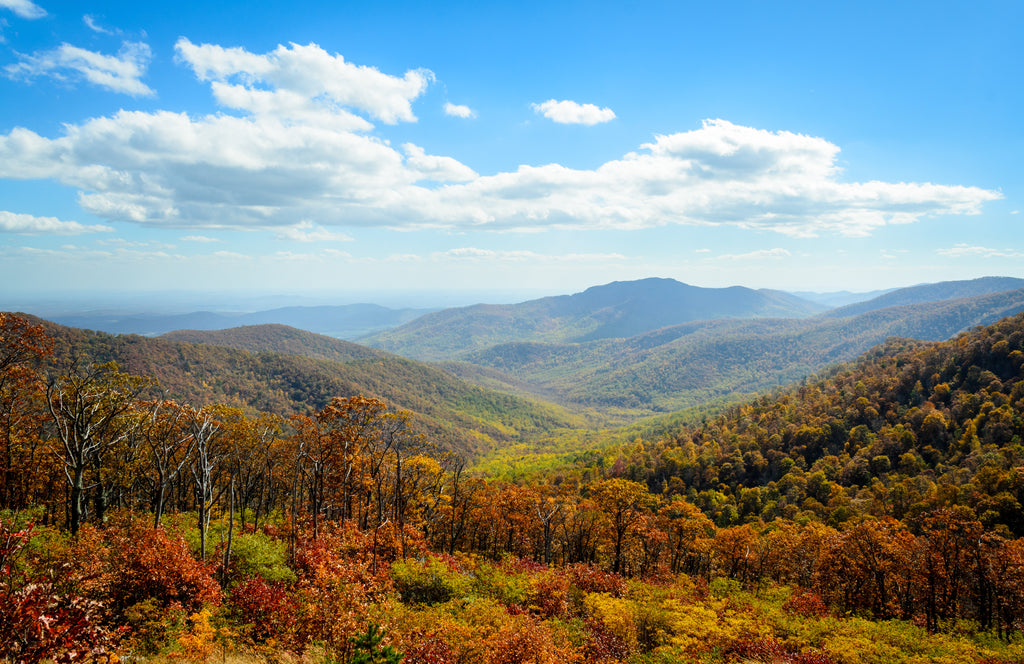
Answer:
[361,277,827,360]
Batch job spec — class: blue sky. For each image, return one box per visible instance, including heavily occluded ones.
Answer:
[0,0,1020,305]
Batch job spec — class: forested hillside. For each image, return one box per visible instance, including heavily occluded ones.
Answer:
[449,288,1024,417]
[822,276,1024,319]
[162,324,389,364]
[26,316,579,458]
[4,310,1024,664]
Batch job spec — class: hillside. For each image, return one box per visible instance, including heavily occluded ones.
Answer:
[450,288,1024,417]
[162,324,388,363]
[821,276,1024,318]
[363,277,826,360]
[594,308,1024,535]
[28,317,580,458]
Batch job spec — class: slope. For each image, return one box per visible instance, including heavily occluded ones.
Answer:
[821,276,1024,318]
[450,288,1024,417]
[620,308,1024,534]
[363,277,826,360]
[162,324,388,363]
[29,317,580,458]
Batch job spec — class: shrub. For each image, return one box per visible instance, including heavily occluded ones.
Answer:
[0,520,118,664]
[228,531,295,584]
[392,556,471,605]
[228,576,298,646]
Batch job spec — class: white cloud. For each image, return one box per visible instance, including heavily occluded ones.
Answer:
[211,250,249,259]
[532,99,616,125]
[937,244,1024,258]
[5,41,153,96]
[717,248,791,260]
[0,40,1001,242]
[444,102,474,118]
[182,234,221,243]
[403,143,477,182]
[275,221,353,242]
[83,14,117,35]
[0,0,45,19]
[0,210,112,234]
[174,38,432,125]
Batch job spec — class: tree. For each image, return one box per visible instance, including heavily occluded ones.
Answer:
[138,399,195,528]
[46,362,152,534]
[0,314,53,513]
[591,478,655,574]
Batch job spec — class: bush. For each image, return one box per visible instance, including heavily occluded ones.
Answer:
[228,531,295,584]
[228,576,298,646]
[392,556,471,605]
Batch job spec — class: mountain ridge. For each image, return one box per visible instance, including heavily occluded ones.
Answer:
[362,277,827,360]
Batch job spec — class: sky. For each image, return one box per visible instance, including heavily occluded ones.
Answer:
[0,0,1021,308]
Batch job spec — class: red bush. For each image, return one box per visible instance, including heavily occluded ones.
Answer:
[96,517,222,615]
[1,521,118,664]
[228,576,298,645]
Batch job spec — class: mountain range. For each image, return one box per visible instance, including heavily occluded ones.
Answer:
[13,275,1024,445]
[362,278,828,360]
[47,303,434,339]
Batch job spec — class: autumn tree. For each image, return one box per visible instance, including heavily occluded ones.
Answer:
[0,314,53,513]
[591,478,656,574]
[45,361,153,534]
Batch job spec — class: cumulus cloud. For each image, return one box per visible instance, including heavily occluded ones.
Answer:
[403,143,477,182]
[937,244,1024,258]
[182,234,221,243]
[0,0,45,19]
[532,99,616,125]
[5,41,153,96]
[275,221,353,242]
[444,102,475,118]
[175,38,432,125]
[0,38,1002,242]
[0,210,112,234]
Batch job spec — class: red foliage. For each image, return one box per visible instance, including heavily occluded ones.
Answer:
[90,516,221,616]
[565,563,627,597]
[228,576,298,645]
[399,629,457,664]
[783,589,832,618]
[528,572,570,619]
[582,617,631,662]
[0,521,118,664]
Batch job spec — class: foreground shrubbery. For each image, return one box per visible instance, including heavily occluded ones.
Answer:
[4,513,1024,664]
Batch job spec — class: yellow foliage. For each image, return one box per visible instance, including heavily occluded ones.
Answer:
[662,597,772,656]
[583,592,637,650]
[176,609,228,662]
